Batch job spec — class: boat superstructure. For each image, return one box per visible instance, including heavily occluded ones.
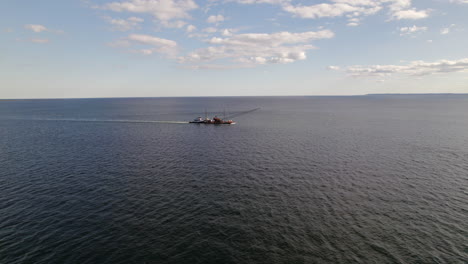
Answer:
[190,110,235,124]
[189,116,235,124]
[189,108,261,125]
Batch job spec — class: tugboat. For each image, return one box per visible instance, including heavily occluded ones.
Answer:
[189,110,235,124]
[189,116,235,124]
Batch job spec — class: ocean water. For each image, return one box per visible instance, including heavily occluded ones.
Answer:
[0,96,467,264]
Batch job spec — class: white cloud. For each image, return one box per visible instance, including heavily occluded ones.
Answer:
[327,65,340,70]
[110,33,178,57]
[450,0,468,3]
[231,0,289,4]
[203,27,218,33]
[187,33,210,38]
[179,29,334,68]
[221,28,234,36]
[186,24,196,32]
[160,20,187,28]
[207,14,225,23]
[234,0,429,22]
[104,16,144,31]
[100,0,198,22]
[128,33,176,46]
[24,24,48,33]
[387,0,411,9]
[347,17,361,27]
[282,2,381,19]
[206,30,334,46]
[399,25,427,36]
[24,24,64,34]
[336,58,468,77]
[94,0,440,71]
[390,9,429,20]
[440,24,456,35]
[182,63,257,70]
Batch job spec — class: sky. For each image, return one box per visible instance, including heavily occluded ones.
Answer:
[1,0,468,98]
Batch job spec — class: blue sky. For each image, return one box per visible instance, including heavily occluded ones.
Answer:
[1,0,468,98]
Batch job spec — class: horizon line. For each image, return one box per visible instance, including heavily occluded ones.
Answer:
[1,93,468,100]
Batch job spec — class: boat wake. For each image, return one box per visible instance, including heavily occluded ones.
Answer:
[4,118,189,124]
[3,108,261,125]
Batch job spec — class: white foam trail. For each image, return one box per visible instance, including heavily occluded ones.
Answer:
[8,118,190,124]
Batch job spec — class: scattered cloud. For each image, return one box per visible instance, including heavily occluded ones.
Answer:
[104,16,144,31]
[450,0,468,4]
[282,2,381,20]
[182,63,256,70]
[347,18,360,27]
[221,28,236,36]
[233,0,429,23]
[186,24,196,32]
[98,0,198,23]
[203,27,218,33]
[390,9,429,20]
[206,14,225,23]
[440,28,450,35]
[440,24,456,35]
[399,25,427,36]
[110,33,178,57]
[91,0,459,72]
[160,20,187,28]
[231,0,288,4]
[24,24,48,33]
[24,24,63,34]
[179,29,334,68]
[187,32,210,38]
[187,27,241,39]
[333,58,468,77]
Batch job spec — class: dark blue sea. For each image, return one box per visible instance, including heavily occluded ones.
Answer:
[1,96,467,264]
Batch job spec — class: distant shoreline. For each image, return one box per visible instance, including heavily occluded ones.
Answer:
[1,93,468,100]
[365,93,468,96]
